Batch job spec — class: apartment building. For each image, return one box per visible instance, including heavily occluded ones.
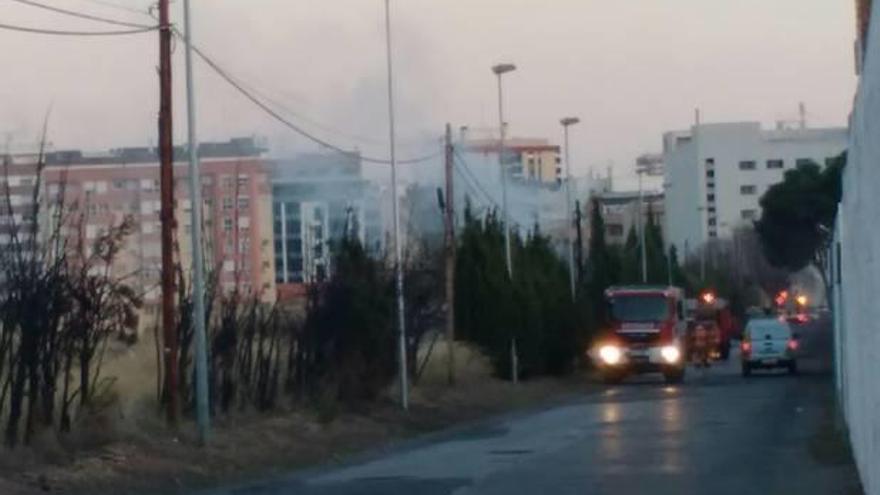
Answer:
[463,136,562,185]
[663,121,847,256]
[1,138,276,303]
[270,151,382,290]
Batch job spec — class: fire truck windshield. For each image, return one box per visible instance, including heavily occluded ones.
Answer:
[610,295,670,322]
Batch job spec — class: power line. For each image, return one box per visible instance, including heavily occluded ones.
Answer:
[454,166,495,211]
[454,150,528,229]
[454,161,496,209]
[178,32,441,166]
[8,0,154,28]
[0,21,157,36]
[227,70,426,150]
[453,151,500,209]
[75,0,152,17]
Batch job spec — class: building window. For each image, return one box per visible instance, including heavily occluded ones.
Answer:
[707,194,715,202]
[555,156,561,164]
[238,197,250,210]
[223,197,234,210]
[767,159,784,169]
[796,158,813,167]
[738,160,757,170]
[709,230,717,238]
[705,158,715,166]
[141,179,158,191]
[706,170,715,179]
[223,217,233,232]
[741,209,757,220]
[706,180,715,189]
[740,185,757,195]
[707,206,716,214]
[708,217,717,227]
[237,176,250,188]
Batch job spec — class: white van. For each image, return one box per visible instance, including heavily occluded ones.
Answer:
[741,318,799,376]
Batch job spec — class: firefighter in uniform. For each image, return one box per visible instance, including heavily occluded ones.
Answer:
[692,323,710,368]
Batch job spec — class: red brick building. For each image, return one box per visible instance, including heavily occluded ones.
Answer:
[2,138,276,304]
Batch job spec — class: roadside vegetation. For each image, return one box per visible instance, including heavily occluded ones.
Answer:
[756,152,846,297]
[0,143,816,492]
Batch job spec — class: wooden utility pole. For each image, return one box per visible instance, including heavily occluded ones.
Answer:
[444,124,456,386]
[158,0,178,425]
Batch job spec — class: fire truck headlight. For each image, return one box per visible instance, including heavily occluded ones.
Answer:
[661,345,681,364]
[599,345,622,365]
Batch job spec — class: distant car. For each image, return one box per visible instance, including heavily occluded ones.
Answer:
[741,318,799,376]
[786,313,809,325]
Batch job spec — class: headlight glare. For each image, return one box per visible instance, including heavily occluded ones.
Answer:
[661,345,681,363]
[599,345,622,365]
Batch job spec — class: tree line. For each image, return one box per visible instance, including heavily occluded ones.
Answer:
[0,148,826,449]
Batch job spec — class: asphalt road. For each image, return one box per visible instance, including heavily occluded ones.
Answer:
[204,316,861,495]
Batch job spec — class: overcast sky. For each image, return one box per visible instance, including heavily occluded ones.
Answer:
[1,0,857,188]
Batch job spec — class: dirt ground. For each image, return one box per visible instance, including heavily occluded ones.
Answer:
[0,342,594,495]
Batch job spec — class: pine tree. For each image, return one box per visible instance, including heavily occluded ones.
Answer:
[586,198,619,326]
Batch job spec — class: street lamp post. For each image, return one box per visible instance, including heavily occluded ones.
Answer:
[182,0,210,443]
[492,63,516,277]
[385,0,408,410]
[492,62,517,384]
[560,117,580,299]
[697,205,707,281]
[637,167,648,283]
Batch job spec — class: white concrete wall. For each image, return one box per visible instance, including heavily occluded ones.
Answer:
[836,5,880,494]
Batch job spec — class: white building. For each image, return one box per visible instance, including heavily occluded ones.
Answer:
[592,190,664,247]
[663,121,847,257]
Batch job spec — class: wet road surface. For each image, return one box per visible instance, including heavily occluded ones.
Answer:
[202,317,861,495]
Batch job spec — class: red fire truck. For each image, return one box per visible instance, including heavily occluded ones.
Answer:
[591,286,688,384]
[686,291,736,361]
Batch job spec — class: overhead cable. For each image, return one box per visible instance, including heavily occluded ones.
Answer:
[0,21,157,35]
[76,0,152,17]
[180,32,441,166]
[8,0,154,28]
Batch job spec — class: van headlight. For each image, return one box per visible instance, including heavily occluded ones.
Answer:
[599,345,622,365]
[661,345,681,364]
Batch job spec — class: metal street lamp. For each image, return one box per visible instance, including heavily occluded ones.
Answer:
[182,0,210,443]
[385,0,408,410]
[492,62,517,384]
[560,117,580,299]
[492,63,516,277]
[637,166,648,283]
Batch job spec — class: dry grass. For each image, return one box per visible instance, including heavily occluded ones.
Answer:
[0,337,590,495]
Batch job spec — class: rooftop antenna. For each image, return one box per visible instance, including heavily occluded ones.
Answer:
[799,102,807,130]
[695,107,701,126]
